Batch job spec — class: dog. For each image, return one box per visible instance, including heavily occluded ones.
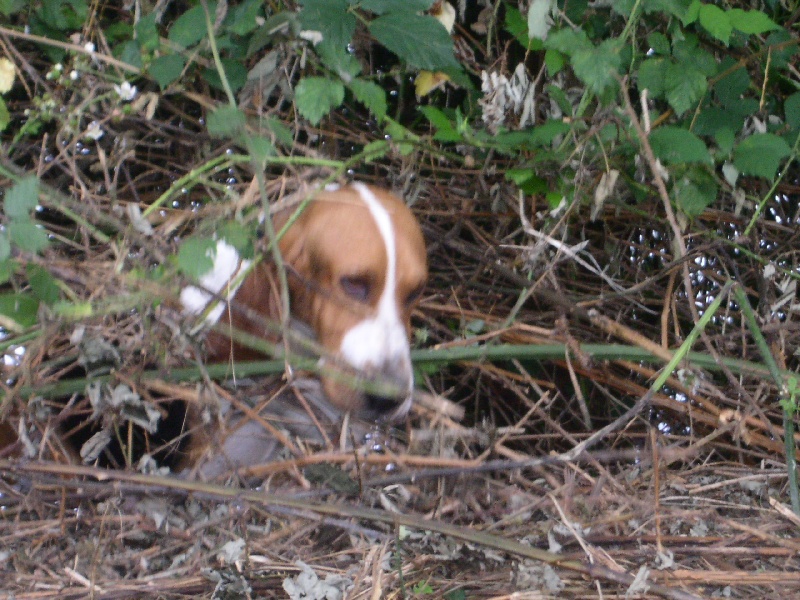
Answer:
[179,183,428,475]
[0,184,427,475]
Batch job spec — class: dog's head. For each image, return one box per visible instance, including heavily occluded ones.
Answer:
[278,184,428,420]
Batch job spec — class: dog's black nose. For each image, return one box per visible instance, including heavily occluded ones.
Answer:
[365,393,404,417]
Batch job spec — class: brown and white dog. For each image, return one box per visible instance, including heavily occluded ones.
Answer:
[181,182,428,424]
[0,184,427,474]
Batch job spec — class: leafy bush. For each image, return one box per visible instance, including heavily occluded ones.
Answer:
[1,0,799,431]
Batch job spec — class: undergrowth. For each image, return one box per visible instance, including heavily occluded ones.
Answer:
[2,0,800,598]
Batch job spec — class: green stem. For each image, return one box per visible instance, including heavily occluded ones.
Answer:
[13,335,790,408]
[0,460,704,600]
[140,154,345,219]
[734,284,800,515]
[744,129,800,237]
[412,339,777,379]
[201,0,236,107]
[650,280,732,391]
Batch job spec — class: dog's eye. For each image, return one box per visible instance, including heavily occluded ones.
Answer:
[405,284,425,306]
[340,275,371,303]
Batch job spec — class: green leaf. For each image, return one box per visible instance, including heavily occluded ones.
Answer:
[638,58,666,98]
[168,3,214,49]
[646,32,670,56]
[765,29,797,70]
[444,588,467,600]
[178,237,217,280]
[545,191,564,209]
[0,260,11,285]
[571,38,621,95]
[39,0,87,30]
[148,53,185,90]
[786,92,800,131]
[672,167,718,216]
[359,0,433,14]
[0,97,9,133]
[506,170,548,195]
[52,300,93,319]
[489,131,531,154]
[505,4,531,48]
[620,0,690,19]
[506,168,539,185]
[727,9,779,35]
[649,127,712,165]
[694,107,740,137]
[543,49,565,75]
[264,117,294,147]
[698,4,731,45]
[9,221,49,254]
[369,13,459,71]
[642,0,691,19]
[105,22,130,40]
[0,233,10,262]
[245,135,276,165]
[0,0,26,16]
[412,581,434,594]
[419,106,462,142]
[295,77,345,125]
[207,105,247,137]
[362,140,389,162]
[225,0,263,36]
[672,35,717,76]
[714,58,750,107]
[116,40,143,70]
[0,292,39,330]
[134,12,159,52]
[203,59,247,93]
[611,0,635,16]
[299,0,356,51]
[664,62,707,115]
[348,78,387,121]
[598,123,621,144]
[733,133,791,180]
[714,127,735,155]
[545,84,571,116]
[383,117,418,156]
[528,120,571,147]
[683,0,700,25]
[247,12,296,56]
[316,42,361,80]
[544,28,591,56]
[4,176,40,221]
[218,221,254,259]
[26,263,60,306]
[527,0,553,41]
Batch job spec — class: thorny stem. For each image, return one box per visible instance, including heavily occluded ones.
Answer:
[0,460,705,600]
[734,284,800,515]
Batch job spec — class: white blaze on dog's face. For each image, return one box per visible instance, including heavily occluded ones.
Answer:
[278,184,428,420]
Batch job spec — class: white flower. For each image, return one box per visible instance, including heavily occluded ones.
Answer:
[478,65,536,132]
[84,41,95,54]
[70,70,79,81]
[85,121,104,140]
[0,59,21,92]
[298,30,323,45]
[479,70,511,133]
[432,1,456,33]
[114,81,137,101]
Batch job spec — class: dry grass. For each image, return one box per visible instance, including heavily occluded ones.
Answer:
[2,7,800,599]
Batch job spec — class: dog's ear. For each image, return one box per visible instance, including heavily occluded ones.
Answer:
[276,213,308,273]
[274,210,316,321]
